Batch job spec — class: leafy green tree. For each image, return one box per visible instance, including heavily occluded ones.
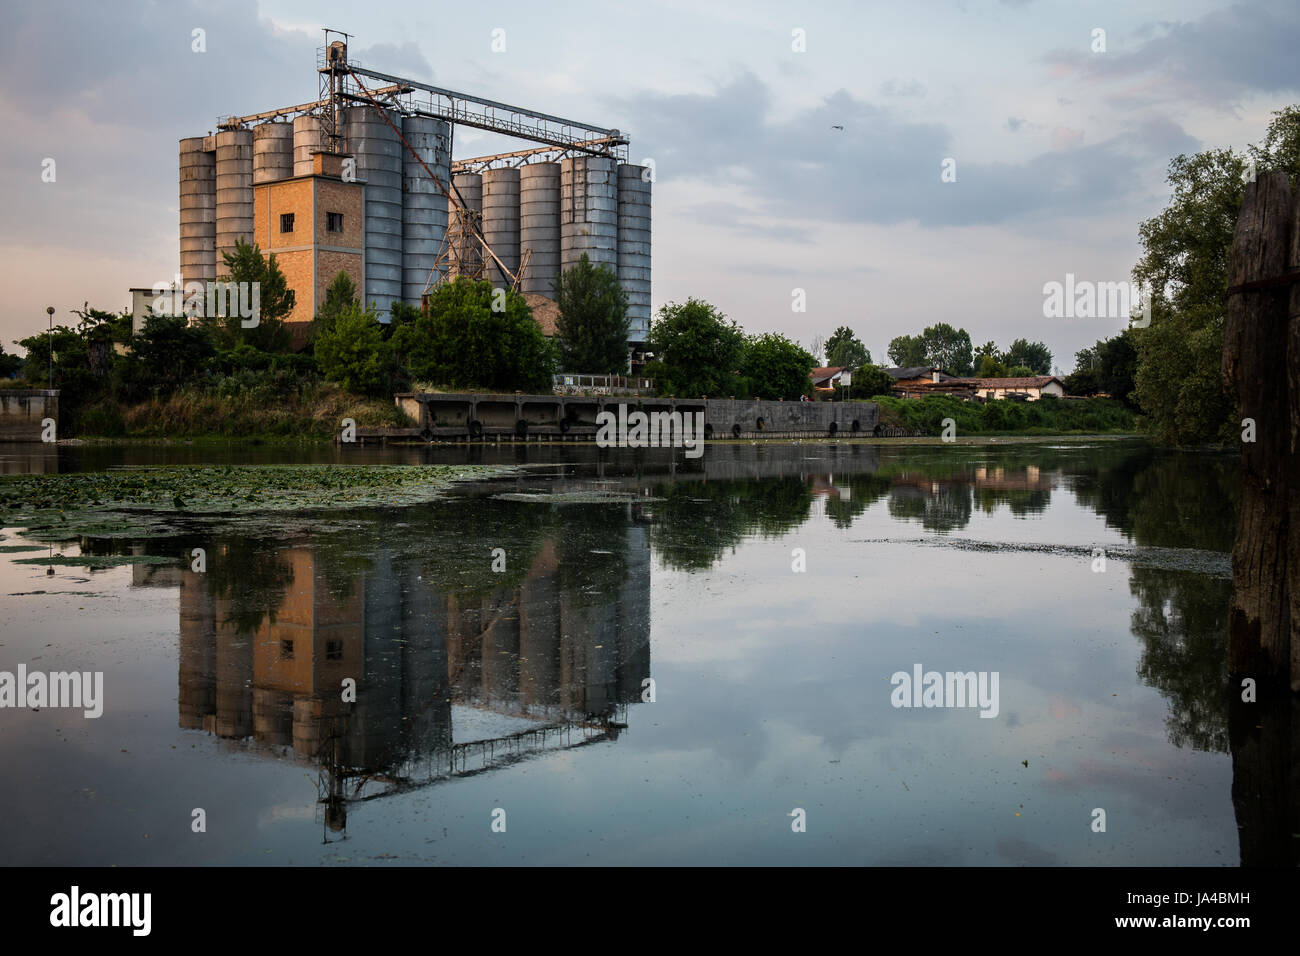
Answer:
[207,239,295,352]
[1131,107,1300,443]
[553,253,630,373]
[974,340,1000,364]
[112,313,215,402]
[0,343,21,379]
[315,303,399,397]
[919,322,973,375]
[853,363,897,397]
[887,334,927,367]
[395,277,556,392]
[645,298,745,398]
[824,325,870,369]
[1065,331,1137,404]
[741,333,815,400]
[1006,364,1035,377]
[975,354,1009,378]
[313,271,359,339]
[1003,338,1052,375]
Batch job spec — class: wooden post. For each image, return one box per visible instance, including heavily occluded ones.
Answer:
[1221,170,1295,690]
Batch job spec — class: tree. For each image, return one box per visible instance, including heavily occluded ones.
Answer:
[315,303,399,397]
[314,271,359,339]
[1065,332,1137,403]
[395,277,556,392]
[741,333,815,400]
[887,334,927,367]
[553,253,630,373]
[919,322,973,375]
[112,313,215,402]
[208,239,295,352]
[853,363,896,398]
[975,354,1008,378]
[1006,364,1035,378]
[0,343,21,379]
[808,334,825,366]
[644,298,745,398]
[1003,338,1052,375]
[1130,107,1300,443]
[974,340,1000,363]
[824,325,870,369]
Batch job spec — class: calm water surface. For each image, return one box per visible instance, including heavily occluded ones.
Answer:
[0,439,1247,865]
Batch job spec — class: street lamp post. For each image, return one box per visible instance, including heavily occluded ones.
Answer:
[45,306,54,389]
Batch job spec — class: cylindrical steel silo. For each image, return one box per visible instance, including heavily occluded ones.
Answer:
[214,129,253,265]
[481,167,520,287]
[617,164,652,343]
[560,156,618,273]
[400,115,450,304]
[519,162,560,297]
[292,114,325,176]
[179,137,216,287]
[342,106,403,315]
[252,122,293,184]
[448,172,483,278]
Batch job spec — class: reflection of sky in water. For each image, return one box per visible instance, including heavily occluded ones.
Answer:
[0,441,1240,864]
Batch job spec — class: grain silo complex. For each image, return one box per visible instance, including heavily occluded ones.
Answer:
[179,31,652,365]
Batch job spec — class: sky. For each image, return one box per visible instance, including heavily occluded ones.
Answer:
[1,0,1297,373]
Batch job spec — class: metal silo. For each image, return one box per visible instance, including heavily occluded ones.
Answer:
[481,167,520,287]
[252,122,293,184]
[617,164,652,342]
[179,137,216,287]
[342,106,403,316]
[292,114,325,176]
[214,129,253,265]
[400,114,450,305]
[560,156,617,273]
[448,172,483,278]
[519,162,560,296]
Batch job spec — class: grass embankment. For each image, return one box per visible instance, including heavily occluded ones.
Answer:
[871,394,1136,435]
[76,382,412,442]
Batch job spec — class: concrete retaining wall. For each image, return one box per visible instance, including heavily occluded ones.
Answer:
[0,390,58,442]
[394,392,879,439]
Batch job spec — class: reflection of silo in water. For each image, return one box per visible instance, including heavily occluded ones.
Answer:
[559,588,617,717]
[519,163,561,296]
[480,587,521,705]
[448,172,483,278]
[214,615,253,738]
[616,523,652,699]
[481,168,520,286]
[398,563,452,754]
[178,571,216,730]
[519,541,562,711]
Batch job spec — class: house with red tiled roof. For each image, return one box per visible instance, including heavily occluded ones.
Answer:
[961,376,1065,401]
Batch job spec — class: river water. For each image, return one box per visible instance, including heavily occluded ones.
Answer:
[0,439,1248,865]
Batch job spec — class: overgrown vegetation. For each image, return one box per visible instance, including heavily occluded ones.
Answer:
[873,394,1135,435]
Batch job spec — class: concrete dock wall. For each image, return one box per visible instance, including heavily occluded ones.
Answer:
[392,392,880,440]
[0,389,58,442]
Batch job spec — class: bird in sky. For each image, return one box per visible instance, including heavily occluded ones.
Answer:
[830,125,844,130]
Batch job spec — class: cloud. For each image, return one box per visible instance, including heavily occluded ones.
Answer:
[1043,1,1300,109]
[612,73,1200,230]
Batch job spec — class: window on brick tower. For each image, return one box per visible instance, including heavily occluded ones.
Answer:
[327,212,343,233]
[280,213,294,233]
